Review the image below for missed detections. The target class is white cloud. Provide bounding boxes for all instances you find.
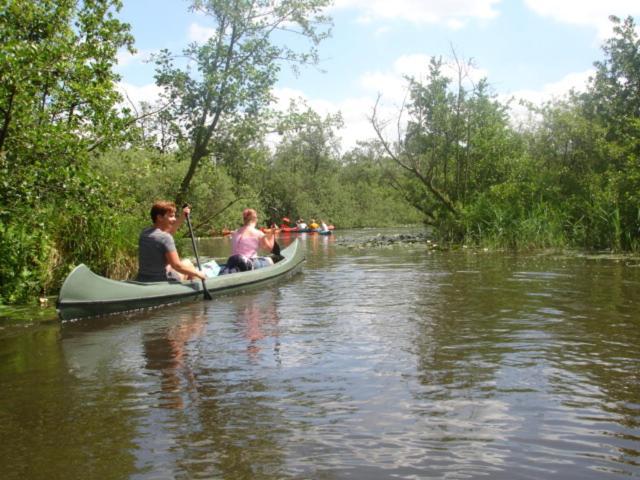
[360,71,407,102]
[117,82,163,111]
[374,25,392,36]
[446,18,467,30]
[272,65,595,151]
[359,53,489,103]
[336,96,383,148]
[524,0,640,38]
[272,87,382,151]
[271,54,492,151]
[505,69,593,104]
[188,22,216,43]
[392,54,434,80]
[502,69,594,125]
[333,0,501,26]
[116,48,155,69]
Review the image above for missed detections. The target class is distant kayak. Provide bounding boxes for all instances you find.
[271,225,335,234]
[260,226,336,234]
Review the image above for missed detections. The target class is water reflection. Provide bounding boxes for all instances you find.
[0,320,141,479]
[305,231,336,257]
[143,312,206,409]
[406,253,640,477]
[235,290,281,363]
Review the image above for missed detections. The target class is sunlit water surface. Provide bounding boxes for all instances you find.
[1,229,640,479]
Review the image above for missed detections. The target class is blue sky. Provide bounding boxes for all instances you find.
[116,0,640,150]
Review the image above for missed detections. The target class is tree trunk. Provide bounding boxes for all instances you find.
[0,88,16,153]
[176,144,207,207]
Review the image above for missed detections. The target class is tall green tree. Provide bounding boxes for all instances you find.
[371,56,515,234]
[584,15,640,152]
[0,0,135,302]
[263,103,342,220]
[152,0,332,205]
[0,0,134,207]
[579,15,640,248]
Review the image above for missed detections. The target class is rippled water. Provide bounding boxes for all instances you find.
[1,230,640,479]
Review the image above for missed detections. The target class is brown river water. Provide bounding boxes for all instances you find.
[1,229,640,479]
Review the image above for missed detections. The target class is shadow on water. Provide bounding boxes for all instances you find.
[0,317,141,480]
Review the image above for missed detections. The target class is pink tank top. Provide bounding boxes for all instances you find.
[231,227,263,258]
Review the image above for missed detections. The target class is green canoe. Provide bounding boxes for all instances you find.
[57,239,305,321]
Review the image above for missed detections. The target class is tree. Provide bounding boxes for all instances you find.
[371,56,515,233]
[274,102,343,175]
[0,0,134,207]
[152,0,332,205]
[584,15,640,151]
[0,0,135,302]
[580,15,640,248]
[261,103,342,221]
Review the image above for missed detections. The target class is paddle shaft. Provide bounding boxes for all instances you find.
[183,210,213,300]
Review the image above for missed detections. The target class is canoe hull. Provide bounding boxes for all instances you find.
[57,239,305,321]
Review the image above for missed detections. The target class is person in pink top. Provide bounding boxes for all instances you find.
[230,208,276,269]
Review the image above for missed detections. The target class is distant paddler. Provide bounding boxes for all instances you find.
[280,216,291,228]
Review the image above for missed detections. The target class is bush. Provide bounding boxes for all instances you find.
[0,217,53,304]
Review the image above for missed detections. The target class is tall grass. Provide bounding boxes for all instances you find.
[0,199,142,305]
[461,193,568,250]
[459,187,638,252]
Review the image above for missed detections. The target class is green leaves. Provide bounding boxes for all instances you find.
[0,0,135,303]
[151,0,332,203]
[372,54,516,236]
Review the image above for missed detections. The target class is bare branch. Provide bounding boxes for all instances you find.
[191,196,247,231]
[370,94,458,217]
[87,100,175,152]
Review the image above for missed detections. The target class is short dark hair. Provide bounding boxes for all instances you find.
[150,201,176,222]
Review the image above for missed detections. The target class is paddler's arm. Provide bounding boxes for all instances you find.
[166,251,206,280]
[168,205,190,235]
[260,230,275,252]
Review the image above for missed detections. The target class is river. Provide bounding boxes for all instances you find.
[1,229,639,479]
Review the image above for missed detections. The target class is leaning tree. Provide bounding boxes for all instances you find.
[152,0,333,206]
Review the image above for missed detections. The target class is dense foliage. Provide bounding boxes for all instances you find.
[1,3,639,305]
[372,16,640,250]
[0,0,136,303]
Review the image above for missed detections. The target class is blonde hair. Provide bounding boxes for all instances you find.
[242,208,257,225]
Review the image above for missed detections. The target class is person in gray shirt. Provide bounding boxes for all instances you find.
[136,201,206,282]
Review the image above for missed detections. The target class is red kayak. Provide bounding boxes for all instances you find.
[275,225,335,233]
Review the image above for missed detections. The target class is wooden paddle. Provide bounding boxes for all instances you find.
[183,205,213,300]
